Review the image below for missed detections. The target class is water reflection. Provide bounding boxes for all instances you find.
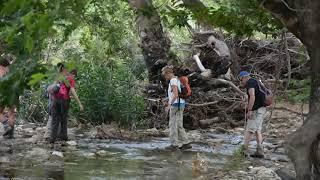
[44,166,65,180]
[0,168,16,180]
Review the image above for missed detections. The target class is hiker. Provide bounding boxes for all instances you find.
[161,66,191,150]
[48,63,83,143]
[239,71,268,157]
[44,68,78,139]
[44,83,59,139]
[0,55,16,138]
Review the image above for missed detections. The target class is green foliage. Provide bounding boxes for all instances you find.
[18,0,146,127]
[157,0,281,36]
[0,0,90,107]
[226,145,246,170]
[71,63,145,127]
[18,89,49,123]
[0,61,46,106]
[286,79,310,103]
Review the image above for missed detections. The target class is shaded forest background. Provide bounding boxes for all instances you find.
[0,0,309,128]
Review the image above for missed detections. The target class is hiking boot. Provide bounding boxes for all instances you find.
[3,126,14,139]
[165,145,179,151]
[251,147,264,158]
[179,143,192,150]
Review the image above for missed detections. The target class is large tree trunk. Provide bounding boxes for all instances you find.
[128,0,172,83]
[258,0,320,179]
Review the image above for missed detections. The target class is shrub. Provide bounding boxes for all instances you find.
[18,63,145,128]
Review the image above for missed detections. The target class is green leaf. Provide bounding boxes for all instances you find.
[24,34,34,53]
[28,73,47,86]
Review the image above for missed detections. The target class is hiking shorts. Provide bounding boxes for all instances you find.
[246,107,267,133]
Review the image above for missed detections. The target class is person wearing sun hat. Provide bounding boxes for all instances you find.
[239,71,267,158]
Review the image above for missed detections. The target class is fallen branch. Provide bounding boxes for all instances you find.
[199,117,220,127]
[287,48,309,59]
[193,53,206,72]
[193,53,212,77]
[188,101,219,107]
[284,36,291,90]
[207,78,247,98]
[274,106,308,116]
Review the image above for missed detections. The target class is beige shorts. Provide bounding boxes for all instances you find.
[246,107,267,133]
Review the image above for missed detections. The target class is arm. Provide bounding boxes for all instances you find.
[169,85,179,105]
[247,88,255,111]
[47,84,58,94]
[70,87,83,111]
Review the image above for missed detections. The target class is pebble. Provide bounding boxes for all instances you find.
[82,152,95,158]
[96,150,107,156]
[67,141,77,146]
[52,151,64,158]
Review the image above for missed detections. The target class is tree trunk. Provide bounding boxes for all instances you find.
[257,0,320,179]
[128,0,172,83]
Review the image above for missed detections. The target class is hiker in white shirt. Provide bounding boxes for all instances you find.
[162,66,191,150]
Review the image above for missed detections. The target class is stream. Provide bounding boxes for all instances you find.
[0,124,292,180]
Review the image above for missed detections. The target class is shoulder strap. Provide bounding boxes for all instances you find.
[170,77,182,93]
[256,79,270,95]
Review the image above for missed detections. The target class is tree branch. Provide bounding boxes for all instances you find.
[207,78,247,98]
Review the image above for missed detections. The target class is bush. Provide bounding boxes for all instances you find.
[18,63,145,128]
[18,89,49,124]
[278,79,310,103]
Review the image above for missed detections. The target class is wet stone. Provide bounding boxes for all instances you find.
[269,154,290,162]
[66,141,77,146]
[274,147,286,154]
[249,166,281,180]
[21,123,36,129]
[0,146,11,153]
[81,152,96,158]
[96,150,107,156]
[276,167,296,180]
[52,151,64,158]
[27,148,49,159]
[0,156,10,163]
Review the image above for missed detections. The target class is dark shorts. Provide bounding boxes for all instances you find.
[50,98,70,142]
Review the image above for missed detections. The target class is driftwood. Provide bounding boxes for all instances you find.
[145,31,308,129]
[199,117,220,128]
[274,107,308,116]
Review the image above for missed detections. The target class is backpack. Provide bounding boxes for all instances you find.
[257,80,273,106]
[44,83,61,99]
[56,82,70,99]
[178,76,192,99]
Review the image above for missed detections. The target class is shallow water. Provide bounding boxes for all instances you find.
[0,135,249,180]
[0,126,286,180]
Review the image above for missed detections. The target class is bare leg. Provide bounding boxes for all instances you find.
[255,130,263,148]
[244,130,253,148]
[0,107,4,123]
[8,107,15,127]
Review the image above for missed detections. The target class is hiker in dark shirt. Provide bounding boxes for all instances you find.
[239,71,267,157]
[48,63,83,143]
[44,68,78,139]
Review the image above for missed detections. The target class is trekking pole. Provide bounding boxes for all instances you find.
[244,107,247,129]
[243,96,247,130]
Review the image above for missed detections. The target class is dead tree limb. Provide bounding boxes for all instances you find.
[274,107,308,116]
[284,34,292,90]
[188,101,219,107]
[207,78,246,98]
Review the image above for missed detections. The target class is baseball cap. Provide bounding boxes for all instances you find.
[238,71,250,77]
